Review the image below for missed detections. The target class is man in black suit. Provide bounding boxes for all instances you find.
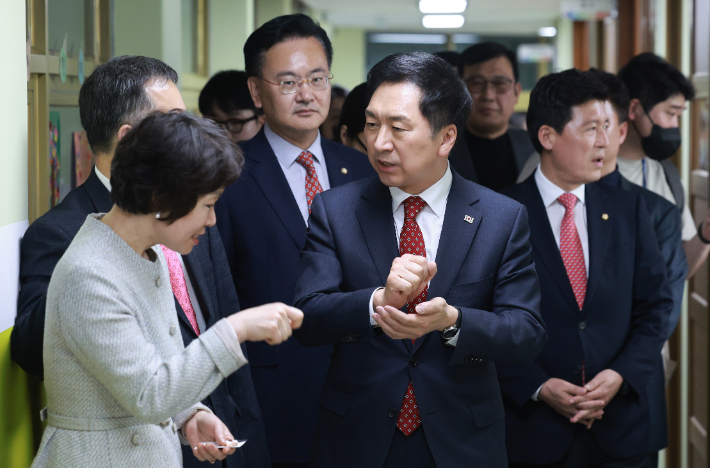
[498,69,672,467]
[214,14,375,468]
[292,51,546,468]
[449,42,536,191]
[12,56,270,468]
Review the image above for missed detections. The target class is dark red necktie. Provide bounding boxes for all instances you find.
[558,193,587,310]
[396,196,427,435]
[295,151,323,214]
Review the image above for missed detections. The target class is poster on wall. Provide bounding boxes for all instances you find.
[71,131,94,188]
[49,111,61,207]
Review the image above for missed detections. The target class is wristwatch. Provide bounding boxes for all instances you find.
[698,221,710,244]
[440,306,462,340]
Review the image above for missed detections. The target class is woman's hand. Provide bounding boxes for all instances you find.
[227,302,304,344]
[184,410,236,464]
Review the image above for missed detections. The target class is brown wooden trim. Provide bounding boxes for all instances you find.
[573,21,590,70]
[26,73,49,223]
[29,0,47,55]
[197,0,209,77]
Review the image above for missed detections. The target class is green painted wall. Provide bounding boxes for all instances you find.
[330,28,366,91]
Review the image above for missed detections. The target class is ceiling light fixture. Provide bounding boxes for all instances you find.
[538,27,557,37]
[419,0,467,14]
[422,14,465,28]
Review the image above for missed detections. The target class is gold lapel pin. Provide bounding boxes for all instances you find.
[341,167,348,174]
[464,215,474,224]
[601,213,609,220]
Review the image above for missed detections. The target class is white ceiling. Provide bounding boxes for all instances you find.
[303,0,564,36]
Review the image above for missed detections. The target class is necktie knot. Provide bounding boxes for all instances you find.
[296,151,316,175]
[403,196,426,220]
[558,193,577,213]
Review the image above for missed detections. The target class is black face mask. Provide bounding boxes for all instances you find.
[636,109,681,161]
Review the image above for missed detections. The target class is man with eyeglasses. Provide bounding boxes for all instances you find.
[214,14,375,468]
[199,70,265,143]
[449,42,536,192]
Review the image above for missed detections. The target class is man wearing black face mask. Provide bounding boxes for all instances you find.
[618,53,710,278]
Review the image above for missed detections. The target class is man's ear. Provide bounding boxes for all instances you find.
[339,125,350,145]
[618,121,629,145]
[513,82,522,102]
[117,124,132,142]
[438,124,457,158]
[248,77,263,109]
[538,125,555,151]
[257,114,266,125]
[628,99,643,121]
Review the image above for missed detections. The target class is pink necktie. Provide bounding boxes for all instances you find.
[558,193,587,310]
[161,245,200,335]
[295,151,324,214]
[395,196,427,436]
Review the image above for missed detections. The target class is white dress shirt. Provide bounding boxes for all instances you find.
[95,166,207,334]
[617,156,696,241]
[368,165,459,344]
[531,164,589,400]
[264,123,330,224]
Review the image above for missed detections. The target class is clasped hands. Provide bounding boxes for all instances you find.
[372,254,458,340]
[538,369,624,429]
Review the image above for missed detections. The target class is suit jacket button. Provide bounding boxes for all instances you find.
[160,419,170,427]
[169,325,177,336]
[573,366,582,375]
[132,434,141,445]
[155,277,162,287]
[388,408,397,418]
[409,357,419,367]
[579,321,587,330]
[172,423,177,434]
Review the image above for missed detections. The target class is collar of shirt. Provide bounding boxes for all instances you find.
[95,166,111,192]
[598,166,621,187]
[534,163,586,208]
[264,122,325,169]
[389,163,452,217]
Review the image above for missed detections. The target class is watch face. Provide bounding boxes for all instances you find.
[441,329,458,340]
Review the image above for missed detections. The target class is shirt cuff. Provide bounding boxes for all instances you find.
[531,384,544,401]
[444,331,459,347]
[369,288,384,327]
[175,403,213,445]
[211,319,248,368]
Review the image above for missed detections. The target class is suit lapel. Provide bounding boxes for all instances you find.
[356,180,399,286]
[521,176,580,312]
[413,172,482,353]
[581,183,612,314]
[183,246,215,326]
[244,130,307,248]
[323,139,357,188]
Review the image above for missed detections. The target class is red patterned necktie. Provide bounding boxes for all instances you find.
[161,245,200,335]
[396,196,427,436]
[558,193,587,310]
[295,151,324,214]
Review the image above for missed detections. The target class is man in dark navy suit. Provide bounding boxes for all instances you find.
[292,52,546,468]
[12,56,270,468]
[214,14,375,468]
[498,69,672,468]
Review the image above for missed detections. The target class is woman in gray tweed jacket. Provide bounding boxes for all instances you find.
[32,112,303,467]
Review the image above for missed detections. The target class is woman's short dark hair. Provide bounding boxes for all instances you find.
[198,70,261,117]
[337,83,368,141]
[111,112,244,223]
[79,55,178,154]
[366,52,472,138]
[526,69,610,154]
[618,52,695,112]
[244,14,333,78]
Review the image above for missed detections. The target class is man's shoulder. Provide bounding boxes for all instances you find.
[460,176,523,214]
[318,175,380,204]
[24,185,96,242]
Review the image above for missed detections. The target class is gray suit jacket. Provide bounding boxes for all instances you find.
[32,215,246,468]
[449,127,536,185]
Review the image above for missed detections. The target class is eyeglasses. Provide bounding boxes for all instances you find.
[464,76,515,95]
[260,73,334,94]
[211,114,259,133]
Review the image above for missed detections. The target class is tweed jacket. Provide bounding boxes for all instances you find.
[32,215,247,468]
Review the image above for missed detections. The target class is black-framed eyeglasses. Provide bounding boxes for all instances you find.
[260,73,334,94]
[464,76,515,95]
[211,114,259,133]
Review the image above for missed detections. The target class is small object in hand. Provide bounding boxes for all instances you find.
[195,439,247,450]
